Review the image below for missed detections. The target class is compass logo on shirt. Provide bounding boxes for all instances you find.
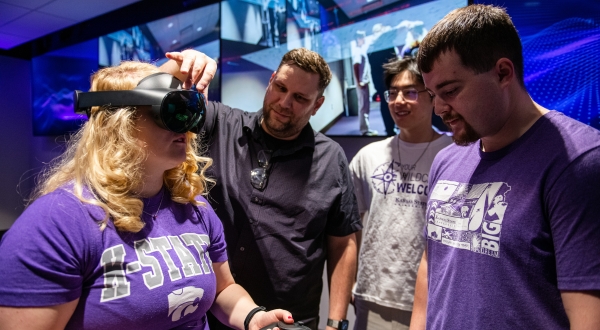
[371,161,401,196]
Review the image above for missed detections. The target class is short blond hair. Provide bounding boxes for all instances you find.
[32,61,213,233]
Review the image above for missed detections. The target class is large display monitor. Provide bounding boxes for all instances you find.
[488,0,600,130]
[30,0,600,136]
[31,3,222,136]
[99,2,221,102]
[221,0,468,136]
[32,40,98,136]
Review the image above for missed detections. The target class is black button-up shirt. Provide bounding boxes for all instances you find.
[201,102,361,322]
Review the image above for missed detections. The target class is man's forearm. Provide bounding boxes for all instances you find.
[327,233,358,325]
[410,251,428,330]
[561,290,600,329]
[353,214,365,289]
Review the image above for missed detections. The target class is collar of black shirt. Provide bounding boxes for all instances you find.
[243,109,315,158]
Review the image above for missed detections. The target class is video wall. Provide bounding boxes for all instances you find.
[31,0,600,137]
[32,3,221,136]
[221,0,468,136]
[31,40,97,136]
[31,0,467,136]
[480,0,600,129]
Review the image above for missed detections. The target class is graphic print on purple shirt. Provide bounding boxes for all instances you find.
[426,181,511,258]
[99,232,213,302]
[0,187,228,330]
[422,111,600,329]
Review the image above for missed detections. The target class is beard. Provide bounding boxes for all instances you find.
[262,104,302,139]
[441,112,481,146]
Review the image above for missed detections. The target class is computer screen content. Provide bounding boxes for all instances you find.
[220,0,468,136]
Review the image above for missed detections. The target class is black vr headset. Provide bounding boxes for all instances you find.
[74,72,205,134]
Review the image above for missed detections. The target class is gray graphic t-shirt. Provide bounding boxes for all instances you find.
[350,134,452,310]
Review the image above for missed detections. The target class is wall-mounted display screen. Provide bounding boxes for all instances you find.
[32,40,98,136]
[99,3,220,66]
[30,0,600,137]
[32,3,222,136]
[99,2,222,102]
[330,0,421,19]
[221,0,468,136]
[478,0,600,130]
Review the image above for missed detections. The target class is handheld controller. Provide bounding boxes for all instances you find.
[260,321,311,330]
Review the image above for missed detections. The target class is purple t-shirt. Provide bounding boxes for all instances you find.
[0,186,228,329]
[425,111,600,329]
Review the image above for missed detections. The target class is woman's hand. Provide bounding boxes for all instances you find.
[162,50,217,100]
[248,308,294,330]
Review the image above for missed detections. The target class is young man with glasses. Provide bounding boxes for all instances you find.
[348,56,452,330]
[160,48,361,330]
[411,5,600,329]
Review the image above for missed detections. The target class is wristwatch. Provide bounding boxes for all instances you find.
[327,318,349,330]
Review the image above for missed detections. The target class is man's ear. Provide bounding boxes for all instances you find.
[266,71,277,92]
[495,58,514,87]
[312,95,325,116]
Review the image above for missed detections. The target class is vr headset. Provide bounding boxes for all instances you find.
[74,72,205,133]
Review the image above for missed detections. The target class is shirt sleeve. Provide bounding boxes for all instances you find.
[326,149,362,237]
[349,149,369,214]
[201,101,220,138]
[546,147,600,291]
[0,190,98,307]
[194,196,228,264]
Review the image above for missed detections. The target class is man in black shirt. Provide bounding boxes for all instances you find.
[161,48,361,330]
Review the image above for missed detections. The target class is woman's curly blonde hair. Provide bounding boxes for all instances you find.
[31,61,213,233]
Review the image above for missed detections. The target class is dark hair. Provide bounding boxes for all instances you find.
[277,47,332,95]
[417,4,525,87]
[383,56,424,89]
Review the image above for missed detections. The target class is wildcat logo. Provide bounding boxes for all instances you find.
[168,286,204,322]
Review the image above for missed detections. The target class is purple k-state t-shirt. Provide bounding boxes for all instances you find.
[0,186,228,330]
[424,111,600,329]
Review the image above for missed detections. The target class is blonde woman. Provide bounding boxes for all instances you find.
[0,61,293,330]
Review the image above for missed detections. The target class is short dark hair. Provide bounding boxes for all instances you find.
[383,56,424,89]
[277,48,332,95]
[417,4,525,87]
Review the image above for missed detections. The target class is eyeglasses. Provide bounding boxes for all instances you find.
[384,88,429,103]
[250,150,272,190]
